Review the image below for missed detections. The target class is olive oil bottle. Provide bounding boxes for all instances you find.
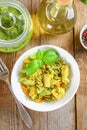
[37,0,77,35]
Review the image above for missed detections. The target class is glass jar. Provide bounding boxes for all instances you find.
[37,0,77,35]
[0,0,33,53]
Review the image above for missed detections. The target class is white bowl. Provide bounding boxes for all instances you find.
[80,24,87,50]
[11,45,80,112]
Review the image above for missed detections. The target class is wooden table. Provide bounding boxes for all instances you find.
[0,0,87,130]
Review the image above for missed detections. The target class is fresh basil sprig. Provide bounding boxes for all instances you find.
[43,49,59,64]
[26,49,60,75]
[36,49,43,59]
[81,0,87,4]
[26,60,40,75]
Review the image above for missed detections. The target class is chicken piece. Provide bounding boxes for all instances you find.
[43,74,51,88]
[51,87,65,100]
[61,65,70,85]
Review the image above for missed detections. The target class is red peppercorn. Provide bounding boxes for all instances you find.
[84,43,87,47]
[82,29,87,47]
[83,32,86,35]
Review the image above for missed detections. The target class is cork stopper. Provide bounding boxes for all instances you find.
[57,0,73,6]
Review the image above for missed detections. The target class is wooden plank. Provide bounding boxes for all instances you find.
[39,33,76,130]
[47,100,75,130]
[32,1,76,130]
[74,0,87,130]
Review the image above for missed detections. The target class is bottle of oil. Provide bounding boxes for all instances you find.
[37,0,77,35]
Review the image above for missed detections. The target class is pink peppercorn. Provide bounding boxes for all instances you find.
[84,43,87,47]
[82,29,87,46]
[80,25,87,49]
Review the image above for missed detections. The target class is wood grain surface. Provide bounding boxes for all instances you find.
[0,0,87,130]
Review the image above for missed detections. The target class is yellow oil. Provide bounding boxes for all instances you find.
[37,1,77,35]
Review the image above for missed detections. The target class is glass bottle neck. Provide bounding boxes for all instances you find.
[46,1,70,24]
[51,0,73,6]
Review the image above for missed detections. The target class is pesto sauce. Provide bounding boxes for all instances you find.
[0,6,24,40]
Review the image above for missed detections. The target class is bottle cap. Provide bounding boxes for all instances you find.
[57,0,73,6]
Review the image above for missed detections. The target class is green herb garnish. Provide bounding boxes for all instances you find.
[26,60,40,75]
[36,49,43,59]
[26,49,60,76]
[81,0,87,4]
[43,49,59,64]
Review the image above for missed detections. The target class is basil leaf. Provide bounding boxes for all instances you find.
[81,0,87,4]
[26,49,60,75]
[43,49,59,64]
[36,49,43,59]
[37,59,43,68]
[26,60,40,75]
